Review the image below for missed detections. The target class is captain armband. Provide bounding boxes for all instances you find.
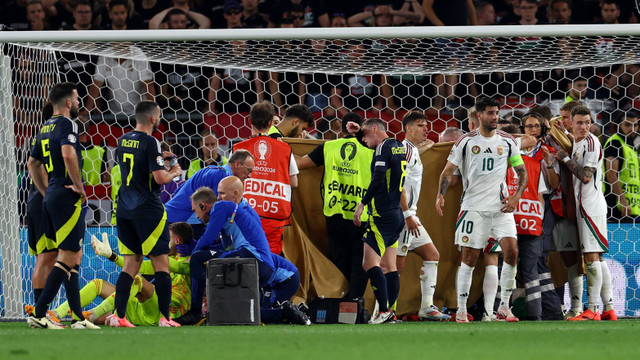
[508,153,524,167]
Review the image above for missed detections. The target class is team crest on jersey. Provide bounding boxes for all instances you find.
[254,140,272,160]
[67,134,76,143]
[156,156,164,166]
[340,142,357,162]
[497,146,503,155]
[462,236,469,243]
[471,145,481,154]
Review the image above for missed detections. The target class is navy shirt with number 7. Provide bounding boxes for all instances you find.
[116,130,165,219]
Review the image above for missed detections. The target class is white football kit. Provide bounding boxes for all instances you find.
[448,130,522,249]
[397,139,432,256]
[572,133,608,253]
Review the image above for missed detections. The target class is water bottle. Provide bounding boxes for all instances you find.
[169,156,180,182]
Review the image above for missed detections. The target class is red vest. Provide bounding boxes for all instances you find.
[550,187,564,218]
[549,164,576,220]
[506,154,544,236]
[233,136,293,220]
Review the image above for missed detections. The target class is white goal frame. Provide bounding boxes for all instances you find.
[1,24,639,319]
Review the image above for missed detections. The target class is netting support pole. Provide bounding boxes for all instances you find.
[0,53,22,319]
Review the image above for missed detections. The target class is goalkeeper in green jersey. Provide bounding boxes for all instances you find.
[46,223,193,326]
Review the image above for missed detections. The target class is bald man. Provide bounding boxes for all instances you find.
[217,176,310,324]
[177,178,313,325]
[176,179,274,325]
[217,176,244,203]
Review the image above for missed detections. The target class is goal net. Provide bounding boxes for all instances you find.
[1,25,640,320]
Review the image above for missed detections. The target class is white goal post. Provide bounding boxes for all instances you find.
[5,24,640,74]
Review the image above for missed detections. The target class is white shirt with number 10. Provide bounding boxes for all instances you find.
[447,130,521,212]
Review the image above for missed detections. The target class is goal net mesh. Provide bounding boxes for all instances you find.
[2,30,640,319]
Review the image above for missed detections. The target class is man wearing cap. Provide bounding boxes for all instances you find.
[223,0,246,28]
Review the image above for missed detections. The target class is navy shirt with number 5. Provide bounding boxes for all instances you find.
[116,130,165,219]
[30,115,83,189]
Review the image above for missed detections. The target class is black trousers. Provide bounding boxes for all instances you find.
[538,196,564,320]
[325,215,367,299]
[518,234,544,319]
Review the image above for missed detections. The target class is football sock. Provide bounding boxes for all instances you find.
[114,272,134,319]
[35,262,68,318]
[34,288,43,303]
[131,275,142,294]
[456,263,474,312]
[499,263,517,307]
[96,276,141,320]
[385,271,399,312]
[483,265,498,314]
[94,278,104,295]
[600,260,613,311]
[64,265,85,321]
[420,261,438,309]
[586,261,602,313]
[367,267,389,312]
[55,278,104,319]
[155,271,172,320]
[567,263,583,311]
[92,293,115,319]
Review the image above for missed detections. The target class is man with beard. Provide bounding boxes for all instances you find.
[268,104,314,139]
[109,101,183,327]
[27,82,98,329]
[437,97,528,323]
[604,111,640,222]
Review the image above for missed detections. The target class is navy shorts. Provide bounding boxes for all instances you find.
[43,187,86,252]
[117,212,170,256]
[27,192,56,255]
[363,210,403,257]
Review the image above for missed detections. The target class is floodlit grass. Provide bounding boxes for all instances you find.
[1,320,636,360]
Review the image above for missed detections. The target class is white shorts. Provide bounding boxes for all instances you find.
[484,236,502,253]
[551,218,579,252]
[454,211,517,250]
[577,213,609,253]
[397,220,433,257]
[457,233,502,253]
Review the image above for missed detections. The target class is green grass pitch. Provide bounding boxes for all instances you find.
[1,320,637,359]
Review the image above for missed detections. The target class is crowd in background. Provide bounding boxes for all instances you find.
[1,0,637,32]
[4,0,640,226]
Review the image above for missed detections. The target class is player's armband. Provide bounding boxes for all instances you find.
[509,154,524,167]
